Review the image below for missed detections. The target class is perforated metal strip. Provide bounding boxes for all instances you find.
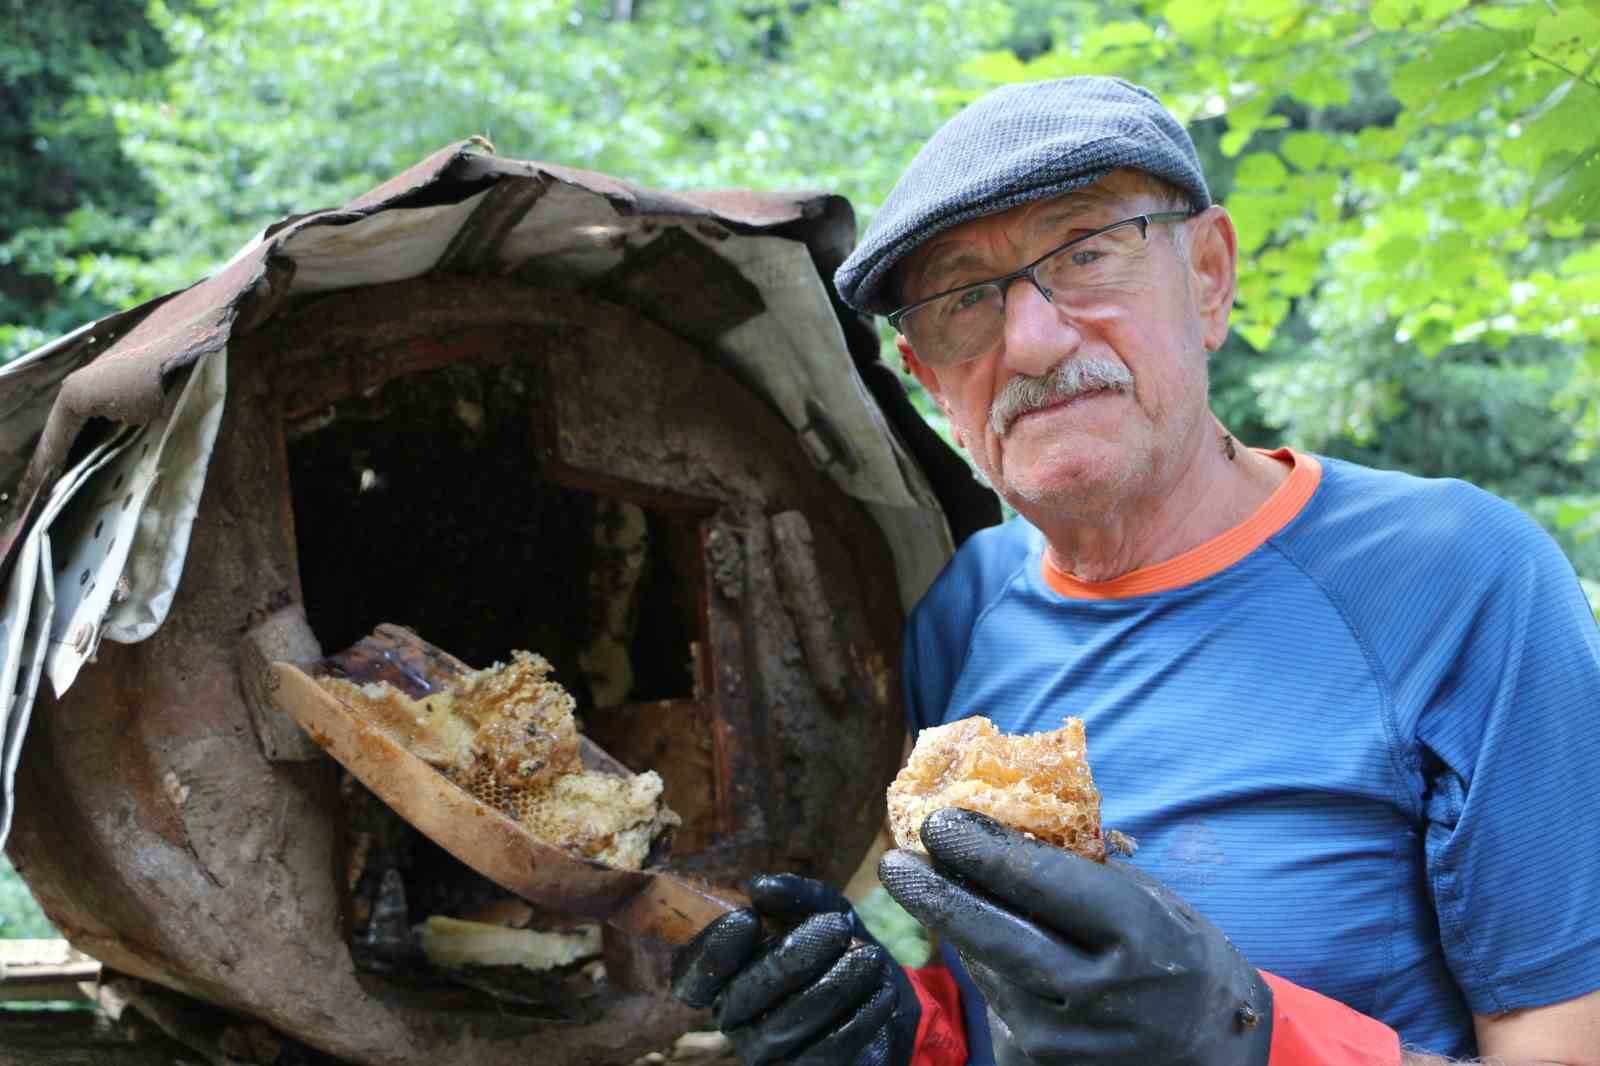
[0,429,133,846]
[45,348,226,693]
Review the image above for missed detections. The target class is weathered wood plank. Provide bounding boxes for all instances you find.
[0,939,99,1001]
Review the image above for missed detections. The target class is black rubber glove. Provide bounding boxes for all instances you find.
[670,873,921,1066]
[878,808,1272,1066]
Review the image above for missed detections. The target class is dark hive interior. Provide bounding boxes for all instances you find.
[285,359,701,707]
[283,357,705,998]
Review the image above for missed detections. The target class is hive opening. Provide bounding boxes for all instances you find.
[282,357,705,995]
[285,360,702,708]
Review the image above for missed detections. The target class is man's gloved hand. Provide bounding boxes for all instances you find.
[878,808,1273,1066]
[670,873,920,1066]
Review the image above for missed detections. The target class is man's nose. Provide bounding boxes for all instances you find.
[999,276,1079,376]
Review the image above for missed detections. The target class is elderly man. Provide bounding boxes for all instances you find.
[671,78,1600,1066]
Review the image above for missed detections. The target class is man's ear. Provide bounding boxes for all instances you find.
[1186,207,1238,352]
[896,333,966,451]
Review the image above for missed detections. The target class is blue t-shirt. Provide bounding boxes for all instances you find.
[903,452,1600,1061]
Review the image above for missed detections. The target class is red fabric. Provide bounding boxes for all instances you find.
[905,964,967,1066]
[1261,971,1403,1066]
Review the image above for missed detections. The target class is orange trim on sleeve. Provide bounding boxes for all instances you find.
[905,965,967,1066]
[1041,448,1323,600]
[1260,971,1401,1066]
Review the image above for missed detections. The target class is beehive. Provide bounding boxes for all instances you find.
[0,144,975,1066]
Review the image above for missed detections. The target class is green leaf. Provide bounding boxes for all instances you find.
[1319,137,1356,168]
[1355,126,1409,160]
[1241,56,1294,88]
[1372,0,1420,30]
[1354,160,1405,192]
[1236,320,1278,351]
[1557,501,1596,529]
[962,48,1028,83]
[1229,190,1300,254]
[1288,70,1353,108]
[1431,236,1484,287]
[1475,4,1548,30]
[1376,233,1423,273]
[1281,131,1331,171]
[1534,7,1600,52]
[1272,243,1323,296]
[1506,77,1600,170]
[1560,242,1600,276]
[1412,316,1458,356]
[1234,296,1290,350]
[1389,28,1516,108]
[1288,171,1343,221]
[1430,77,1503,122]
[1217,93,1289,158]
[1235,151,1289,189]
[1164,0,1222,43]
[1228,93,1281,126]
[1221,128,1255,157]
[1085,20,1157,49]
[1531,148,1600,222]
[1239,0,1303,20]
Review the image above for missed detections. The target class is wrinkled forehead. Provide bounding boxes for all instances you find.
[895,170,1161,304]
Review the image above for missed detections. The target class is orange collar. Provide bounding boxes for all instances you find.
[1040,448,1323,600]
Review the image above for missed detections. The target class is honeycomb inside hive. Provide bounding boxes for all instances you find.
[887,716,1106,862]
[319,651,679,870]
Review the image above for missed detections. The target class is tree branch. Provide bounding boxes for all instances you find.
[1527,50,1600,89]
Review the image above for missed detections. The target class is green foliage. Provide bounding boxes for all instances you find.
[0,1,176,351]
[0,0,1011,326]
[856,885,932,968]
[968,0,1600,574]
[0,855,55,939]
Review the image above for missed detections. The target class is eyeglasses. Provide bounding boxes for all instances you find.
[888,211,1195,369]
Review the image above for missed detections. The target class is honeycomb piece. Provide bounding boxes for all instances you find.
[451,652,583,785]
[887,716,1105,862]
[418,916,603,972]
[514,769,675,870]
[318,651,678,870]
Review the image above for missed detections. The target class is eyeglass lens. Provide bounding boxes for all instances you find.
[900,219,1154,367]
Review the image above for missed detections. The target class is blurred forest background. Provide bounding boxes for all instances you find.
[2,0,1598,943]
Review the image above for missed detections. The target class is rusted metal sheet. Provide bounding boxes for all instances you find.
[6,282,910,1064]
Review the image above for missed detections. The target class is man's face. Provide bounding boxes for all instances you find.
[896,174,1236,522]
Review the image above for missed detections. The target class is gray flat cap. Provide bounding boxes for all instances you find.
[835,76,1211,316]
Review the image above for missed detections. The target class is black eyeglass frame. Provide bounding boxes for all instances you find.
[887,209,1198,363]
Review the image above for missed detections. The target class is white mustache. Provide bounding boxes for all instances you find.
[989,358,1134,437]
